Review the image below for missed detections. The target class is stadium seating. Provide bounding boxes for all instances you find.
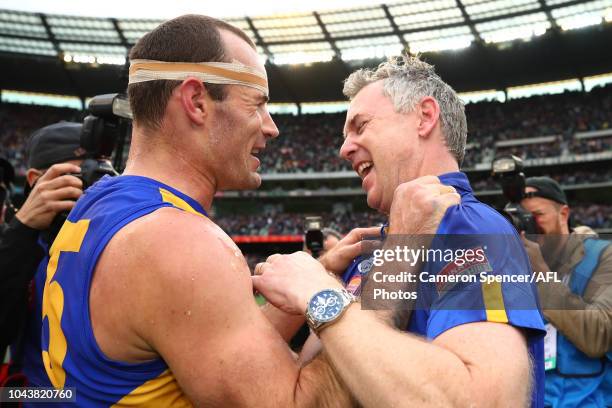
[2,84,610,235]
[2,84,611,175]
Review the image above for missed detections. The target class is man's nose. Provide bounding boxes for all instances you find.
[262,109,279,140]
[339,136,357,162]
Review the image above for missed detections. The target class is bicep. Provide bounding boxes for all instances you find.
[157,301,299,406]
[433,322,531,407]
[137,222,300,406]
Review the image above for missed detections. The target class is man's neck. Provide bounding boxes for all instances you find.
[123,128,216,212]
[416,147,460,179]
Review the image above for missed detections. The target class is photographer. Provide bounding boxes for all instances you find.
[0,122,85,380]
[520,177,612,408]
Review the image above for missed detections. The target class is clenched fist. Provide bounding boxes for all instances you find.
[388,175,460,235]
[252,252,343,316]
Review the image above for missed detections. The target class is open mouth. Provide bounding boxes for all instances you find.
[250,147,264,169]
[356,161,373,178]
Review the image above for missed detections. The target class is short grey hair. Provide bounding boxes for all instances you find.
[343,55,467,164]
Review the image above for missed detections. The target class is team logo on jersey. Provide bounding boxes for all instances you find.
[346,275,362,296]
[357,257,374,275]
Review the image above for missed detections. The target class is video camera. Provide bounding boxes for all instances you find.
[491,155,538,234]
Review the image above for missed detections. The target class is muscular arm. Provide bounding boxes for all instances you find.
[120,209,353,407]
[318,306,531,408]
[253,251,532,408]
[261,302,306,343]
[539,246,612,357]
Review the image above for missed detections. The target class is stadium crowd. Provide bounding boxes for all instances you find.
[214,209,386,236]
[0,103,82,176]
[214,203,612,236]
[1,84,611,175]
[470,168,612,191]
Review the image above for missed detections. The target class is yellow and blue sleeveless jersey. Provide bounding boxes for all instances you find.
[342,172,546,408]
[30,175,205,407]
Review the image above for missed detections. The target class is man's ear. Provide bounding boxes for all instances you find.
[560,204,570,224]
[178,78,210,126]
[26,168,42,187]
[416,96,441,139]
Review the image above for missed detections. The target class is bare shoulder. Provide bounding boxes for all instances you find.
[109,207,246,276]
[90,206,250,361]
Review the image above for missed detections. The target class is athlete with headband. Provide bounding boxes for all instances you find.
[29,14,359,407]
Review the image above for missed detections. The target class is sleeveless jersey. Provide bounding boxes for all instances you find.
[36,175,207,406]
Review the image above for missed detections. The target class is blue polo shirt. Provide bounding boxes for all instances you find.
[342,172,545,408]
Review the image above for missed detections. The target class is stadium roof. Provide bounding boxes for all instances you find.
[1,0,612,104]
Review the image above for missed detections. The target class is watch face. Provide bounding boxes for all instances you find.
[308,290,343,323]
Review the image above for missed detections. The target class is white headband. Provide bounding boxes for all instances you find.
[129,59,269,96]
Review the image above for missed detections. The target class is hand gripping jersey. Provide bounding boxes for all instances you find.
[33,175,206,407]
[342,172,546,408]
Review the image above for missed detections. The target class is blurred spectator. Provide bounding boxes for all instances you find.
[572,204,612,229]
[0,103,81,177]
[215,209,386,237]
[569,136,612,155]
[215,203,611,236]
[495,137,563,160]
[2,84,612,174]
[471,169,612,191]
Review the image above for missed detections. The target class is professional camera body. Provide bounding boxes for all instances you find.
[42,93,131,242]
[304,216,324,258]
[491,155,538,234]
[79,93,132,188]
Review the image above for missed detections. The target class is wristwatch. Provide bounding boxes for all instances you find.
[305,288,356,334]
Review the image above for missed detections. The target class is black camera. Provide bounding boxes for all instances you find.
[491,155,538,234]
[304,216,324,258]
[43,94,131,242]
[78,93,132,188]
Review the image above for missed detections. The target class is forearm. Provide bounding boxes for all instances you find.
[261,302,306,342]
[318,305,473,408]
[298,333,323,365]
[294,352,357,408]
[542,283,612,357]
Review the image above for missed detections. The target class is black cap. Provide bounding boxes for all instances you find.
[525,177,568,205]
[26,122,87,170]
[0,156,15,186]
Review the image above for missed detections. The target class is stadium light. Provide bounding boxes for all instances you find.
[410,37,472,53]
[483,24,548,44]
[558,13,604,31]
[340,44,403,61]
[507,79,582,100]
[272,51,334,65]
[96,56,126,65]
[72,54,96,64]
[584,72,612,91]
[458,90,506,104]
[604,8,612,22]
